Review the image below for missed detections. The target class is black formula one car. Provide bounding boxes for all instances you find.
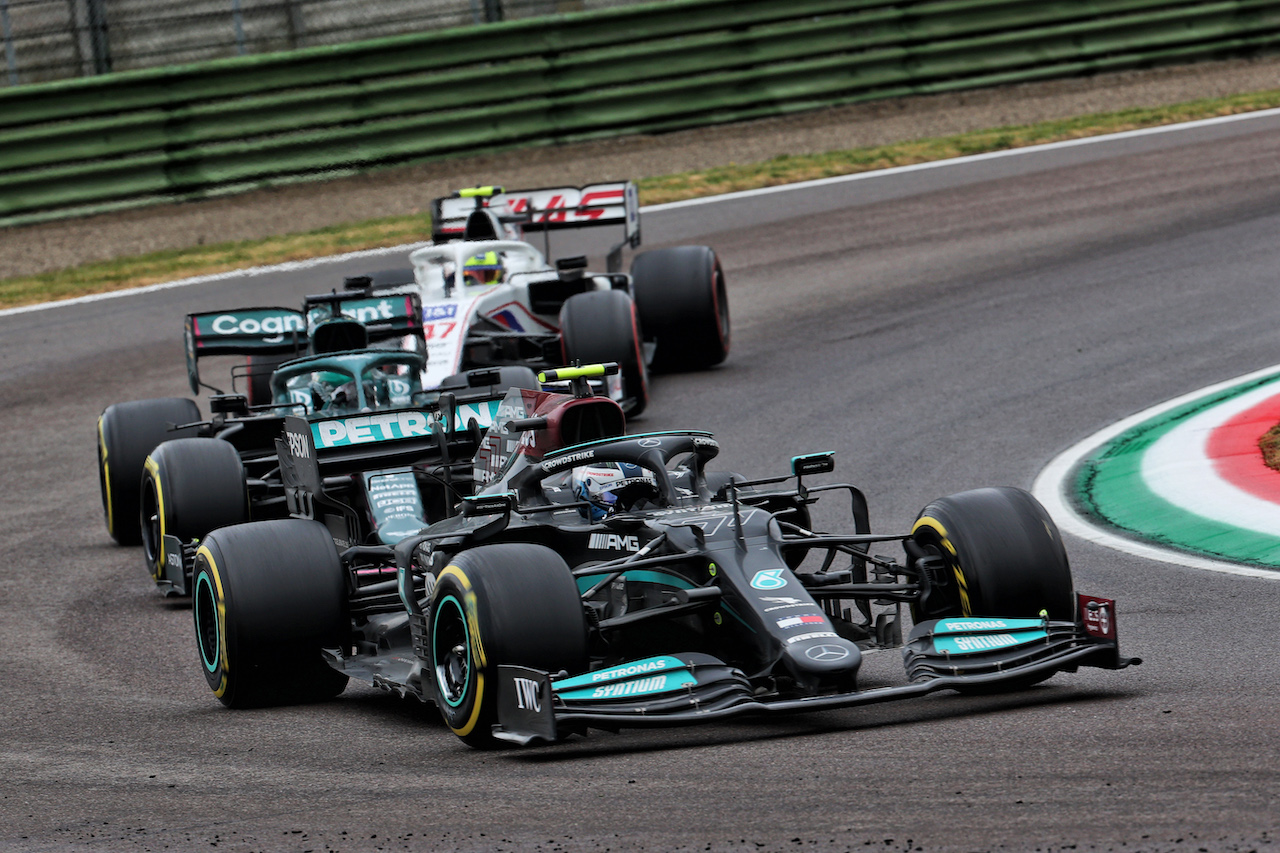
[192,366,1140,748]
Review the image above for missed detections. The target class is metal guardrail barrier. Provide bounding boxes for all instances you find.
[1,0,1278,227]
[0,0,629,86]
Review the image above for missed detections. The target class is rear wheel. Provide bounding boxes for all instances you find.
[193,519,349,708]
[560,289,649,417]
[429,543,587,748]
[911,487,1074,622]
[630,245,730,372]
[142,438,248,584]
[97,398,201,545]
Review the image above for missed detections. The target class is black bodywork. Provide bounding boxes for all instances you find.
[257,374,1139,747]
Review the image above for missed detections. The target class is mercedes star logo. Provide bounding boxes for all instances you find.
[638,437,661,448]
[806,644,850,662]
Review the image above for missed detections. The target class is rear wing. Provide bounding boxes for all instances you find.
[431,182,641,252]
[185,307,306,357]
[303,292,424,343]
[185,307,307,394]
[280,370,513,477]
[184,292,423,394]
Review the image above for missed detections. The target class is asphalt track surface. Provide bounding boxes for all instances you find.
[4,114,1280,852]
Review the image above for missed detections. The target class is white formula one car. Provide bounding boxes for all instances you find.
[368,182,730,417]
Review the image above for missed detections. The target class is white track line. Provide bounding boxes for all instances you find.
[0,243,427,317]
[7,106,1280,319]
[642,106,1280,211]
[1031,364,1280,580]
[1143,379,1280,536]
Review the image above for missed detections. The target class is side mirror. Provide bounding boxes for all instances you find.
[461,492,516,518]
[209,394,250,418]
[791,452,834,478]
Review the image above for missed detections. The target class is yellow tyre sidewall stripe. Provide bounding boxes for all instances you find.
[437,565,487,737]
[97,417,114,535]
[196,544,230,698]
[143,455,167,580]
[911,516,973,616]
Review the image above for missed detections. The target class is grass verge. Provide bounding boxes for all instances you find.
[3,87,1279,311]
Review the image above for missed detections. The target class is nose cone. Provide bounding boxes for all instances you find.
[781,637,862,688]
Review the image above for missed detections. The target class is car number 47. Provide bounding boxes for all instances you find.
[424,322,457,340]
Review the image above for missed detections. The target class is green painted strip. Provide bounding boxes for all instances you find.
[1072,373,1280,567]
[575,569,696,593]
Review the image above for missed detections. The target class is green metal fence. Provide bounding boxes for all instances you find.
[2,0,1278,227]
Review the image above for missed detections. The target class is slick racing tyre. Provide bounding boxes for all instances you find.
[560,289,649,417]
[911,486,1074,622]
[97,397,201,546]
[243,353,292,407]
[193,519,349,708]
[487,365,541,391]
[364,267,416,288]
[630,245,729,372]
[142,438,249,585]
[429,543,587,749]
[441,365,541,394]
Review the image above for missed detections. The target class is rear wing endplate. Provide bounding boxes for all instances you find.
[185,307,307,394]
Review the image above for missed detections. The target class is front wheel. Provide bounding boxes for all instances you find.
[911,486,1074,622]
[560,289,649,417]
[142,438,249,584]
[441,365,541,394]
[364,267,415,289]
[429,543,588,748]
[193,519,349,708]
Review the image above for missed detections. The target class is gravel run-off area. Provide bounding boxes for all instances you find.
[2,55,1279,280]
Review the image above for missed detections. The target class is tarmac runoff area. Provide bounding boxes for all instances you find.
[1034,365,1280,580]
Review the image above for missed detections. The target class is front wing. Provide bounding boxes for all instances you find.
[494,595,1140,746]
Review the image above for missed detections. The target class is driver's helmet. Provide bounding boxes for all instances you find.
[571,462,659,521]
[309,370,378,414]
[462,250,504,285]
[308,370,348,412]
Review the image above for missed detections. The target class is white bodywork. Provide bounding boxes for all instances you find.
[405,239,622,395]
